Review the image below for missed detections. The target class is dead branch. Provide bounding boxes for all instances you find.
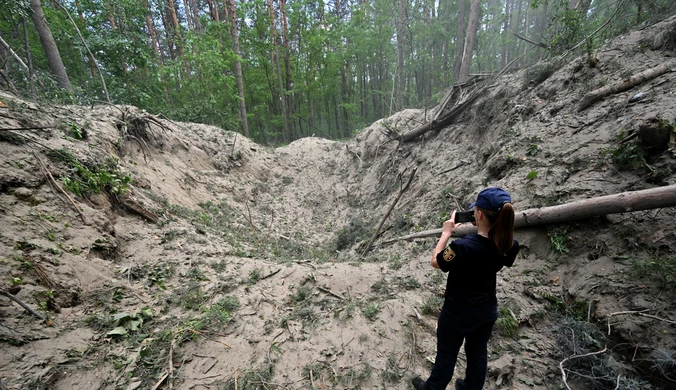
[400,86,490,142]
[382,184,676,245]
[0,34,28,70]
[512,31,550,49]
[261,268,281,280]
[36,155,87,224]
[118,194,158,223]
[317,286,346,300]
[579,60,674,111]
[0,288,46,322]
[362,166,417,254]
[608,310,676,327]
[168,340,175,390]
[151,372,169,390]
[345,145,363,165]
[559,347,608,390]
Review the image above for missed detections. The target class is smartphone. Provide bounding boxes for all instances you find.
[454,210,475,224]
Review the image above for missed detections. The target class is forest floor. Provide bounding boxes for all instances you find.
[1,15,676,390]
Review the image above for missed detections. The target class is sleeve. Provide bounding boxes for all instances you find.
[502,239,520,267]
[436,240,462,273]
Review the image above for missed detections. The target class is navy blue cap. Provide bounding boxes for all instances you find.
[469,187,512,212]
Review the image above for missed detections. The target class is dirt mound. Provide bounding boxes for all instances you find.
[1,16,676,390]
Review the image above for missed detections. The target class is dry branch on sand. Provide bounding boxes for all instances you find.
[578,61,674,111]
[0,288,46,322]
[383,185,676,245]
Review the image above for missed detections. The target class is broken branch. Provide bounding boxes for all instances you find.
[36,155,87,224]
[0,288,46,322]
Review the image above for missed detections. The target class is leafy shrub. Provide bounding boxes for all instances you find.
[494,307,519,337]
[335,218,371,251]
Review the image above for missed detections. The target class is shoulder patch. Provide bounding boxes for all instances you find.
[442,246,456,262]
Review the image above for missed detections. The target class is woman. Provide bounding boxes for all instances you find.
[412,187,519,390]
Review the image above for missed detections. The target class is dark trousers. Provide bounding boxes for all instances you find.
[425,304,498,390]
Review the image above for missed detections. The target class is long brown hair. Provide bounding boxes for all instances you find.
[479,203,515,254]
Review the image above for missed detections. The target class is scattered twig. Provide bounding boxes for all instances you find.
[362,166,417,254]
[35,155,86,224]
[317,286,346,301]
[150,372,169,390]
[168,340,175,390]
[559,347,608,390]
[0,288,46,322]
[261,268,281,280]
[608,310,676,327]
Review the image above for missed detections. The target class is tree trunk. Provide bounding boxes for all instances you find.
[22,20,37,97]
[29,0,72,91]
[453,0,466,83]
[578,61,674,111]
[191,0,203,33]
[280,0,293,138]
[500,0,511,69]
[458,0,480,83]
[383,185,676,244]
[144,0,162,60]
[267,0,290,142]
[395,0,406,111]
[228,0,249,137]
[442,0,453,83]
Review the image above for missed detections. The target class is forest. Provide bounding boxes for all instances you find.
[1,0,675,144]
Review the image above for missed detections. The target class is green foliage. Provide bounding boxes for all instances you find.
[362,301,381,321]
[494,307,519,337]
[421,295,443,316]
[548,226,570,254]
[335,218,372,251]
[526,171,539,181]
[291,286,312,303]
[632,254,676,296]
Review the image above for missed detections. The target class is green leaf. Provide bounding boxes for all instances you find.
[107,326,128,336]
[130,320,142,331]
[140,307,153,318]
[113,312,131,323]
[526,171,539,180]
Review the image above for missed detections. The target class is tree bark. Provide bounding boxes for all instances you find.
[29,0,72,91]
[458,0,480,84]
[267,0,290,142]
[382,184,676,245]
[395,0,406,111]
[280,0,294,138]
[578,61,673,111]
[453,0,467,83]
[500,0,511,69]
[22,20,37,97]
[228,0,249,137]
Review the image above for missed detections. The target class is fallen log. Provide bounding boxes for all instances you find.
[399,85,490,143]
[380,185,676,245]
[578,61,674,111]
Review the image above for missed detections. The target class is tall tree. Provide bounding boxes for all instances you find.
[228,0,249,137]
[29,0,72,91]
[453,0,467,83]
[267,0,290,142]
[395,0,406,111]
[458,0,481,83]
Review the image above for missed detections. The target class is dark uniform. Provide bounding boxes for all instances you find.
[426,234,519,390]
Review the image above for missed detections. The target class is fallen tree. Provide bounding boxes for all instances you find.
[380,185,676,245]
[578,61,674,111]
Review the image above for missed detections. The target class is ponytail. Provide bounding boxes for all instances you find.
[481,203,515,255]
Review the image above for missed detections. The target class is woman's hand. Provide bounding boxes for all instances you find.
[442,211,462,236]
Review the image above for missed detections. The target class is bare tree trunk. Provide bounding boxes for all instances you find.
[458,0,480,83]
[395,0,406,111]
[191,0,203,33]
[29,0,72,91]
[453,0,467,83]
[144,0,162,60]
[267,0,290,142]
[500,0,511,69]
[280,0,294,138]
[228,0,249,137]
[442,0,452,83]
[22,20,37,97]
